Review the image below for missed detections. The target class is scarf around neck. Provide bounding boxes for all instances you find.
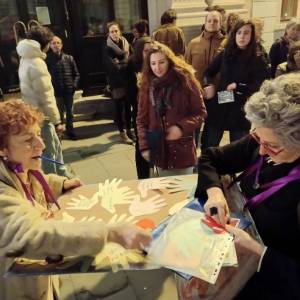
[107,36,130,60]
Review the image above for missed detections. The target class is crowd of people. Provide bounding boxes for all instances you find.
[0,5,300,300]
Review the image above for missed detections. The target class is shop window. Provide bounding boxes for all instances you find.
[281,0,298,21]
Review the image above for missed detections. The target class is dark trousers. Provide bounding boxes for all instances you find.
[113,96,132,132]
[135,139,150,179]
[56,93,74,133]
[201,123,249,150]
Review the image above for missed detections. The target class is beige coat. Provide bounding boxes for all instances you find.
[0,162,108,300]
[185,30,225,85]
[153,24,186,56]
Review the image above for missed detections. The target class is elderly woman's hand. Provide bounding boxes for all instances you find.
[225,225,265,257]
[63,177,83,191]
[204,187,230,225]
[107,223,152,250]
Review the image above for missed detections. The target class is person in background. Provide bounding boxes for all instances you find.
[269,18,300,78]
[204,5,227,35]
[46,35,80,140]
[0,100,151,300]
[196,73,300,300]
[201,19,269,149]
[276,40,300,77]
[185,10,225,147]
[126,37,154,179]
[137,42,207,177]
[131,19,149,47]
[16,25,68,177]
[153,9,186,56]
[226,12,240,35]
[103,21,134,144]
[252,17,269,66]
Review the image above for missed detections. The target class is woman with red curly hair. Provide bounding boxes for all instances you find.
[137,42,207,176]
[0,100,151,300]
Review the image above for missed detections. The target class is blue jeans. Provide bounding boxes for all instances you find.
[41,121,69,177]
[200,124,249,150]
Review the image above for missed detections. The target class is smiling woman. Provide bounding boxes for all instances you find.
[0,100,152,300]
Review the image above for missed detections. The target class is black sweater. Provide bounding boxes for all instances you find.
[196,135,300,300]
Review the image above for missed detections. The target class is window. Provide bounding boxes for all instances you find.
[281,0,298,21]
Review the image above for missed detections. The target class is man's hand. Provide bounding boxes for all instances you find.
[226,82,237,91]
[55,124,64,134]
[203,85,215,99]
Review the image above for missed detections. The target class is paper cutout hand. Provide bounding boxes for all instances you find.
[107,213,136,225]
[129,195,167,217]
[99,178,136,213]
[61,212,75,223]
[168,199,190,215]
[138,178,171,198]
[79,216,102,222]
[166,177,195,194]
[66,193,99,210]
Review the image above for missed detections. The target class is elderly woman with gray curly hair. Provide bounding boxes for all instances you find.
[195,72,300,299]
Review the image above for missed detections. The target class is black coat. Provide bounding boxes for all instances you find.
[269,37,289,78]
[46,51,80,96]
[203,50,269,131]
[103,41,130,89]
[196,135,300,300]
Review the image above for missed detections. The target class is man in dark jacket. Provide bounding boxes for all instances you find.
[47,36,80,140]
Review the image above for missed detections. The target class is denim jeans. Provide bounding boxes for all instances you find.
[55,93,74,133]
[41,121,69,177]
[201,124,249,150]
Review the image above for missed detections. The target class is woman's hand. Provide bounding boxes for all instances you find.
[107,224,152,250]
[227,82,237,91]
[204,187,230,225]
[141,150,150,162]
[225,225,265,257]
[63,177,83,191]
[166,125,182,141]
[203,85,215,99]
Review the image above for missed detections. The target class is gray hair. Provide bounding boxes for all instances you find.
[245,73,300,150]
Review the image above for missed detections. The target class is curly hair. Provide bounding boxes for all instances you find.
[287,41,300,70]
[0,100,44,149]
[245,73,300,150]
[139,41,202,99]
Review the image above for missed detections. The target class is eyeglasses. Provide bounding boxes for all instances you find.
[250,130,284,156]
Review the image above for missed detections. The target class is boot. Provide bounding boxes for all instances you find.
[120,131,133,144]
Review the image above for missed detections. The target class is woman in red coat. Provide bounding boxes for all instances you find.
[137,42,207,177]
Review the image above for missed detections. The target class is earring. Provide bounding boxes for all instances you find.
[2,156,8,161]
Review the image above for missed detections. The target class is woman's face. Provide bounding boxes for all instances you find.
[286,24,298,41]
[236,24,252,49]
[109,24,121,42]
[253,127,300,163]
[1,123,45,171]
[142,42,152,60]
[293,50,300,66]
[150,52,169,78]
[132,27,139,39]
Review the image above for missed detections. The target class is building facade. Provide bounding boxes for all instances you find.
[0,0,299,95]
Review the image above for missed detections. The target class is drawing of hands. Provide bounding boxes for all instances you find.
[66,193,99,210]
[98,178,136,214]
[138,178,172,198]
[107,213,136,225]
[166,177,195,195]
[129,194,167,217]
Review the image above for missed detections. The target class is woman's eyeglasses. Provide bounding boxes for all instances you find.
[250,130,284,156]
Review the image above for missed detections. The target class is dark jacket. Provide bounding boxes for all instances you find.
[196,135,300,300]
[103,38,131,90]
[203,50,269,131]
[153,23,186,56]
[137,68,207,169]
[46,51,80,96]
[269,37,289,78]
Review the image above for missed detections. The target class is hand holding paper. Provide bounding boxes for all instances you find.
[66,193,99,210]
[129,194,167,216]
